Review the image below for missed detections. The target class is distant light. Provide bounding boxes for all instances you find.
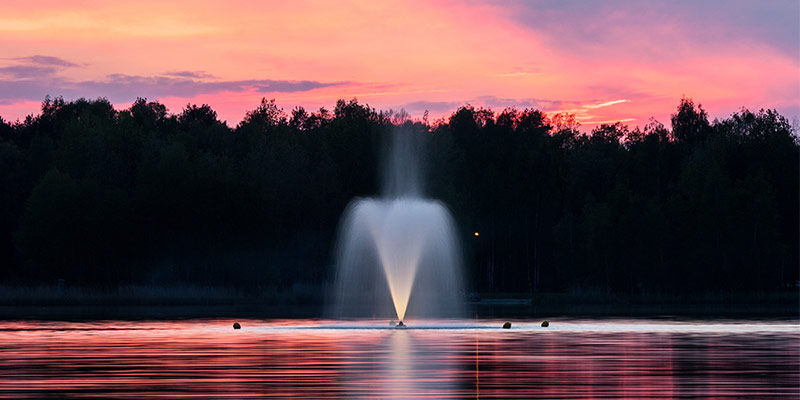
[474,232,479,237]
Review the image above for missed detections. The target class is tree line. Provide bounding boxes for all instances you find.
[0,96,796,295]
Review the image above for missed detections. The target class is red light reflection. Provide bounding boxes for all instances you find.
[0,319,796,399]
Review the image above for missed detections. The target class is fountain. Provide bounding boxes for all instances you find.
[331,128,464,323]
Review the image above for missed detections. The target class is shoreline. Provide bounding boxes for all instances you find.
[0,285,796,320]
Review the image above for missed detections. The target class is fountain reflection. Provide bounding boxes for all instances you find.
[388,331,413,397]
[337,327,460,398]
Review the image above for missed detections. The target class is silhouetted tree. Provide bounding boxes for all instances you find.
[671,97,711,145]
[0,96,795,297]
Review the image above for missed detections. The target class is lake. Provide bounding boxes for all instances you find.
[0,318,797,399]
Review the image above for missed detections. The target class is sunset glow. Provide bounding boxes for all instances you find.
[1,0,797,127]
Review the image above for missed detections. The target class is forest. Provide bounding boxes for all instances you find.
[0,96,797,297]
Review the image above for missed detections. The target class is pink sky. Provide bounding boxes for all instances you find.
[0,0,798,128]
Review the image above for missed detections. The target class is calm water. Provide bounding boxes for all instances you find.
[0,318,797,399]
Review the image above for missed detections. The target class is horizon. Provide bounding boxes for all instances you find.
[1,0,798,128]
[9,95,797,134]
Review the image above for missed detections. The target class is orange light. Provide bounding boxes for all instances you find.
[474,232,479,237]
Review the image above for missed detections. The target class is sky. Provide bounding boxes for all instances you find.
[0,0,798,128]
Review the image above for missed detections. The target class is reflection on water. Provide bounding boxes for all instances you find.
[0,319,797,399]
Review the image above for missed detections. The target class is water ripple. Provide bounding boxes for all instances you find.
[0,318,796,399]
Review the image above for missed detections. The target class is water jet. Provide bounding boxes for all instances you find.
[331,128,464,321]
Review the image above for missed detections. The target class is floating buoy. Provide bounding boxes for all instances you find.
[541,320,549,327]
[233,322,241,329]
[502,322,511,329]
[397,321,405,327]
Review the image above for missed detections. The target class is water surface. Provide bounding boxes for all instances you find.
[0,318,797,399]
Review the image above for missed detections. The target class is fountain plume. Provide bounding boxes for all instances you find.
[331,128,464,321]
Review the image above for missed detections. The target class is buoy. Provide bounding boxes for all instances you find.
[233,322,241,329]
[541,320,549,327]
[502,322,511,329]
[397,321,405,327]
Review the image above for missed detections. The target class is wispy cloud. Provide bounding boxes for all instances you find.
[92,74,345,96]
[583,99,630,109]
[12,55,80,67]
[582,118,637,125]
[0,70,349,104]
[396,100,462,113]
[543,98,636,125]
[471,95,564,111]
[392,95,638,127]
[0,55,350,115]
[394,95,635,119]
[0,65,59,79]
[164,70,216,79]
[0,54,80,79]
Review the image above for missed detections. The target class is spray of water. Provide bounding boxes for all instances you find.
[331,129,464,321]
